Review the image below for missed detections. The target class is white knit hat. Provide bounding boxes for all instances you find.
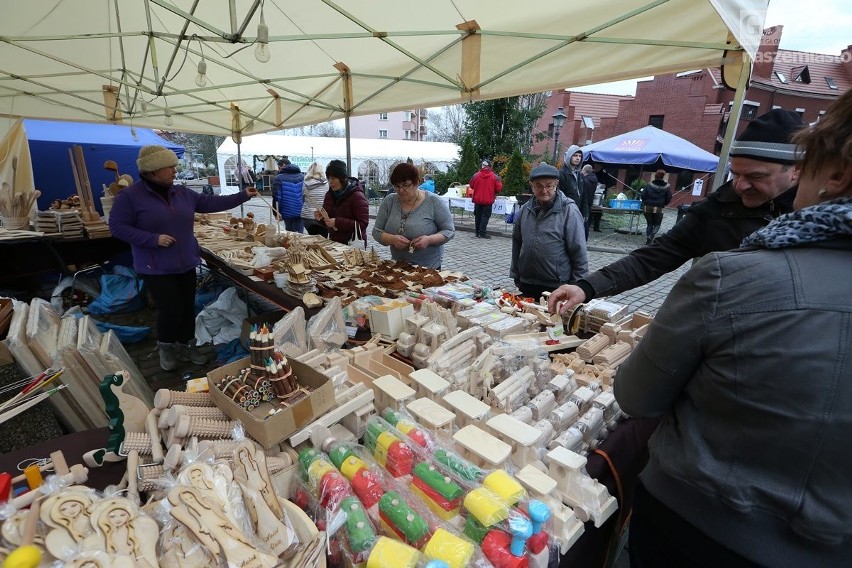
[137,145,179,173]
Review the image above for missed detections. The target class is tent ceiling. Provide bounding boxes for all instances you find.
[0,1,768,137]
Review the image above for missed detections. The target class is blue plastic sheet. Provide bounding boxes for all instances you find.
[216,337,249,364]
[87,265,145,315]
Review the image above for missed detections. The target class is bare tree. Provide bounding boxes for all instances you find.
[426,105,467,144]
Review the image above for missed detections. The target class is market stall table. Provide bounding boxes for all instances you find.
[200,247,320,317]
[601,207,643,235]
[0,234,130,285]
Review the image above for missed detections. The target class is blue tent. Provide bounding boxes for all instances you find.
[582,126,719,172]
[24,119,184,211]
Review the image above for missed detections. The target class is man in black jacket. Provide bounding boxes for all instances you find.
[558,145,584,204]
[547,108,805,314]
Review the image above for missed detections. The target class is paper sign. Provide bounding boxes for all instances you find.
[692,178,705,196]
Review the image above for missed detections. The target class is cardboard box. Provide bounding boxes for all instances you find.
[208,356,335,448]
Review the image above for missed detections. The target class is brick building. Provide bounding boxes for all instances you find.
[531,25,851,202]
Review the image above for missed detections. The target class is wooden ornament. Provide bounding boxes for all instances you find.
[176,462,241,528]
[168,487,278,568]
[41,489,97,558]
[86,497,160,568]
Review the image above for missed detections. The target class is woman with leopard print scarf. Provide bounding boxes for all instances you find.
[614,88,852,568]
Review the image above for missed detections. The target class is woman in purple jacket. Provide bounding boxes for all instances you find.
[109,145,256,371]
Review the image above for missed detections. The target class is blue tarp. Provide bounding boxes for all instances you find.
[582,126,719,172]
[24,119,184,211]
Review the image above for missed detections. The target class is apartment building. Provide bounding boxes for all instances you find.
[348,109,428,141]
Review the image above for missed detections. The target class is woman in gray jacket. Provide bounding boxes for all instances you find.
[616,88,852,567]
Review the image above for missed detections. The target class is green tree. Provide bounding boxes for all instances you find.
[463,94,546,160]
[456,135,480,185]
[501,149,527,197]
[158,131,224,175]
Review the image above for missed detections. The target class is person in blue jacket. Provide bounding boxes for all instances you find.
[419,174,436,193]
[109,145,256,371]
[273,159,305,232]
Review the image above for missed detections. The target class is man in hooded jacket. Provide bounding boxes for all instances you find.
[640,169,673,244]
[558,145,584,204]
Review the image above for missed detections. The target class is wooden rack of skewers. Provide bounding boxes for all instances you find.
[68,145,111,238]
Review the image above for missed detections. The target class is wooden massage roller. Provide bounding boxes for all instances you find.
[154,389,213,410]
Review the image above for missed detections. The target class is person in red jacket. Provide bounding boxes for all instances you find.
[469,160,503,239]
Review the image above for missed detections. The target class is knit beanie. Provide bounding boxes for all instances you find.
[137,145,179,173]
[729,109,805,164]
[529,163,559,180]
[325,159,349,181]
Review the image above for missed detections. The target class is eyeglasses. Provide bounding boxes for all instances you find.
[394,181,416,191]
[532,182,558,191]
[398,212,409,234]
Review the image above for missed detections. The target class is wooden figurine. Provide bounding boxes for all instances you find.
[41,489,97,557]
[86,498,160,568]
[452,424,512,469]
[168,487,278,568]
[232,441,298,558]
[177,462,241,528]
[158,523,216,568]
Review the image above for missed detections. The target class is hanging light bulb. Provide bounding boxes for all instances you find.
[254,15,270,63]
[195,58,208,87]
[130,127,139,141]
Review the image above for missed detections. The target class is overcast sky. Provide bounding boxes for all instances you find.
[573,0,852,96]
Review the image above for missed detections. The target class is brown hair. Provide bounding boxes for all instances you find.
[794,88,852,176]
[390,163,420,186]
[654,169,666,180]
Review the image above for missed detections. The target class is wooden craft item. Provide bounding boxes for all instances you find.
[405,397,455,434]
[41,488,96,557]
[452,424,512,469]
[371,375,415,414]
[84,497,159,568]
[168,486,278,568]
[62,549,136,568]
[441,390,491,429]
[177,462,241,528]
[158,522,216,568]
[232,440,296,557]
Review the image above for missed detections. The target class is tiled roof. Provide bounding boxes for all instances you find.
[564,91,633,127]
[753,49,851,96]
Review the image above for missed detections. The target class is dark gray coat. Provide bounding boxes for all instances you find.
[616,237,852,566]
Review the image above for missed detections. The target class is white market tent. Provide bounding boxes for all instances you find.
[216,135,460,193]
[1,1,766,137]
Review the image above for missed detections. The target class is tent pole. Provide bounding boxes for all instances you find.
[237,142,244,216]
[345,112,352,174]
[714,53,752,189]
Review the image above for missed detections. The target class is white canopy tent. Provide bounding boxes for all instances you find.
[216,135,460,194]
[1,1,766,137]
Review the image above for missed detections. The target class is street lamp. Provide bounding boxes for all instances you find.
[552,107,568,164]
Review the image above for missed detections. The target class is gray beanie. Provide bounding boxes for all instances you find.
[137,145,179,173]
[729,109,805,164]
[529,163,559,180]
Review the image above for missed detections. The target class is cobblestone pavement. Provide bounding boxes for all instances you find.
[234,197,690,315]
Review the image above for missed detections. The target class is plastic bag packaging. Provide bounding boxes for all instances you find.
[49,275,100,315]
[194,287,247,345]
[229,437,301,558]
[87,265,145,315]
[251,245,289,267]
[272,306,308,357]
[306,296,347,351]
[25,298,60,368]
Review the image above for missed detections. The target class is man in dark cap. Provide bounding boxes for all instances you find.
[511,162,588,300]
[548,108,804,314]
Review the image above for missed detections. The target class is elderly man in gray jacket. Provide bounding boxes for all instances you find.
[510,163,588,300]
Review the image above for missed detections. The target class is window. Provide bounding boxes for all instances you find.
[582,115,595,129]
[648,115,664,129]
[378,112,388,120]
[795,108,805,118]
[742,101,760,120]
[826,77,838,90]
[791,65,811,84]
[378,129,388,138]
[774,71,787,83]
